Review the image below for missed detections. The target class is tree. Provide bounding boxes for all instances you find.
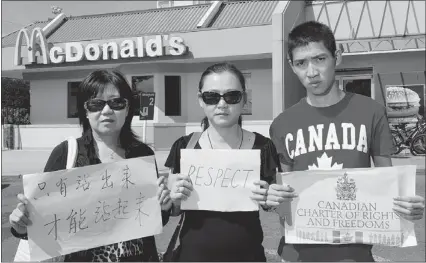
[1,77,31,124]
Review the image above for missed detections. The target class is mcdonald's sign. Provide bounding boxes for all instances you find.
[14,27,50,66]
[14,27,187,66]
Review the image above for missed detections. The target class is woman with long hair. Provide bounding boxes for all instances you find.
[9,70,172,262]
[165,62,294,261]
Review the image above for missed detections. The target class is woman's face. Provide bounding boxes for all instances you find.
[86,84,129,137]
[199,71,245,128]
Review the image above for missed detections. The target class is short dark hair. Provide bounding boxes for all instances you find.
[287,21,337,62]
[77,69,139,148]
[198,62,245,131]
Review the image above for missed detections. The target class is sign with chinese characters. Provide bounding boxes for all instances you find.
[179,149,260,212]
[23,156,162,261]
[139,92,155,120]
[277,165,417,247]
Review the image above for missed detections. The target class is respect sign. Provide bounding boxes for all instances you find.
[22,156,162,261]
[179,149,260,212]
[278,165,417,247]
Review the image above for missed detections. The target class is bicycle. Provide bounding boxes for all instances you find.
[390,117,426,155]
[410,133,426,155]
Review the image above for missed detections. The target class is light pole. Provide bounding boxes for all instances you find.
[51,5,63,14]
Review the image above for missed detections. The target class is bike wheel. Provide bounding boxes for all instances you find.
[410,134,426,156]
[391,130,404,154]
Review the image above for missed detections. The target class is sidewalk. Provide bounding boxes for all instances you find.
[1,150,172,176]
[1,149,425,177]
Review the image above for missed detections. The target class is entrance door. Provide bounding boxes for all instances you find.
[335,75,374,99]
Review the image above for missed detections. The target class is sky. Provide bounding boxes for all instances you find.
[1,1,157,36]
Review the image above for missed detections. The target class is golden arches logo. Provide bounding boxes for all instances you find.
[14,27,50,66]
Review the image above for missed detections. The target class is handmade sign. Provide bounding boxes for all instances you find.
[179,149,260,211]
[277,165,417,247]
[23,156,162,261]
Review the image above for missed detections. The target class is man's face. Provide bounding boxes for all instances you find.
[290,41,341,97]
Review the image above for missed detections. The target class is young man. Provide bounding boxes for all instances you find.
[269,21,425,262]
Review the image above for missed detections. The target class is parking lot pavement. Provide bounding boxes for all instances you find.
[1,150,172,176]
[1,150,425,261]
[2,149,424,177]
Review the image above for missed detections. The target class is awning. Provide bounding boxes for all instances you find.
[305,0,425,54]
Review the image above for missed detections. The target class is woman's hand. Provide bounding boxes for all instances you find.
[265,184,298,206]
[157,176,172,211]
[170,174,193,205]
[251,180,270,205]
[393,195,425,221]
[9,194,31,234]
[251,180,298,207]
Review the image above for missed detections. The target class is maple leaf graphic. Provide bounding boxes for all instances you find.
[308,152,343,170]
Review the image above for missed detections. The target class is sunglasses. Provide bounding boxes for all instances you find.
[201,91,243,105]
[84,98,128,112]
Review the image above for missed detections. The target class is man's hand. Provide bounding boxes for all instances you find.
[393,195,425,221]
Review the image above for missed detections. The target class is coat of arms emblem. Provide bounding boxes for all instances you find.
[336,172,357,201]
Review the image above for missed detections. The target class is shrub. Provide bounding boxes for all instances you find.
[1,77,30,124]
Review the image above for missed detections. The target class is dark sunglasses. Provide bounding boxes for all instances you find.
[201,91,243,105]
[84,98,128,112]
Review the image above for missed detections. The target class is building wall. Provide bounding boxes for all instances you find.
[20,51,424,149]
[17,125,82,149]
[26,69,98,125]
[22,58,273,149]
[339,51,426,105]
[118,58,273,124]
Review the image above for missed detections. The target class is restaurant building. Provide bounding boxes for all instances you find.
[2,0,425,150]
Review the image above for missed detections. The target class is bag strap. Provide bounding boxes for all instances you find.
[163,132,202,261]
[186,132,201,149]
[163,212,185,261]
[66,137,78,169]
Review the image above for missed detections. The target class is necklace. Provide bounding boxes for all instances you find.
[207,127,244,149]
[95,146,121,160]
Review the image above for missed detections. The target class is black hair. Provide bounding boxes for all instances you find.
[198,62,245,131]
[77,69,140,149]
[287,21,337,63]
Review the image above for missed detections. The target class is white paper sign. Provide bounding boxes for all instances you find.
[23,156,162,261]
[277,165,417,247]
[179,149,260,212]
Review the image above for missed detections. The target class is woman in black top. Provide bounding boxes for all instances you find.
[165,62,295,262]
[9,70,172,262]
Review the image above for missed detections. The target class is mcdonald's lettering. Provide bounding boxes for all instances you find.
[14,27,188,66]
[14,28,50,66]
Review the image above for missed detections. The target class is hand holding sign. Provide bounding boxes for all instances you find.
[277,165,419,247]
[22,156,162,261]
[9,193,32,235]
[251,180,269,204]
[393,195,425,221]
[157,176,172,211]
[170,174,194,204]
[264,183,298,206]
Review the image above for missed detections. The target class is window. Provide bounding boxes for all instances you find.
[132,76,154,116]
[165,76,181,116]
[335,74,373,99]
[68,82,81,118]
